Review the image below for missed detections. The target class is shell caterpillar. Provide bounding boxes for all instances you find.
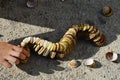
[20,24,106,63]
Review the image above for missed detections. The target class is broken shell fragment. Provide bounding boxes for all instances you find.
[27,0,37,8]
[106,52,118,62]
[68,60,78,68]
[102,6,113,17]
[84,58,95,67]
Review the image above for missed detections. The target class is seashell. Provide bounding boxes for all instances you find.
[27,0,37,8]
[68,60,78,68]
[38,47,46,55]
[57,53,65,59]
[35,45,41,52]
[84,58,95,67]
[43,42,52,56]
[20,58,29,64]
[21,42,26,47]
[50,52,56,59]
[22,37,31,44]
[106,52,118,62]
[102,6,113,17]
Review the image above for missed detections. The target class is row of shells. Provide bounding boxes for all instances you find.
[68,51,119,68]
[20,24,106,63]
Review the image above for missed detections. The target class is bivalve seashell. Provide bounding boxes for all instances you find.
[27,0,37,8]
[84,58,96,67]
[102,6,113,17]
[106,52,118,62]
[68,60,78,68]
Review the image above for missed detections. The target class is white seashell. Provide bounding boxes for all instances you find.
[84,58,95,67]
[68,60,78,68]
[22,37,31,43]
[27,0,37,8]
[33,37,36,43]
[43,42,52,56]
[21,42,26,47]
[35,37,40,42]
[106,52,118,62]
[43,40,48,48]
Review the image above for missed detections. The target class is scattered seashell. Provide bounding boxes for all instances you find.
[106,52,118,62]
[102,6,113,17]
[84,58,95,67]
[27,0,37,8]
[68,60,78,68]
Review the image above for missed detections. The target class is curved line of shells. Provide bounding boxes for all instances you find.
[20,24,106,60]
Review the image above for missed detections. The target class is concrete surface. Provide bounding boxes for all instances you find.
[0,0,120,80]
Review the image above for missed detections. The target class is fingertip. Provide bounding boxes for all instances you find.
[7,65,12,68]
[3,61,12,68]
[24,49,30,58]
[17,45,21,47]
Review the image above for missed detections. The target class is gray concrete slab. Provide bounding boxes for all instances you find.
[0,0,120,80]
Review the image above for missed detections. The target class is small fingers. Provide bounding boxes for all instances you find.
[5,56,20,65]
[10,50,26,60]
[22,49,30,58]
[12,45,22,52]
[13,46,30,58]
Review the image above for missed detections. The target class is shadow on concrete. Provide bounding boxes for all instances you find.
[0,0,120,76]
[17,53,64,75]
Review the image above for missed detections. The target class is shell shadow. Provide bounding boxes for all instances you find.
[94,60,102,68]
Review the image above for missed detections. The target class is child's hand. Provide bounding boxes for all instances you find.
[0,42,30,68]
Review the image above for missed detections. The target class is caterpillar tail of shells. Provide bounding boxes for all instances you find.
[20,24,106,63]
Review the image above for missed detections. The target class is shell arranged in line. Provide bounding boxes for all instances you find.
[20,24,106,63]
[68,60,78,68]
[106,52,118,62]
